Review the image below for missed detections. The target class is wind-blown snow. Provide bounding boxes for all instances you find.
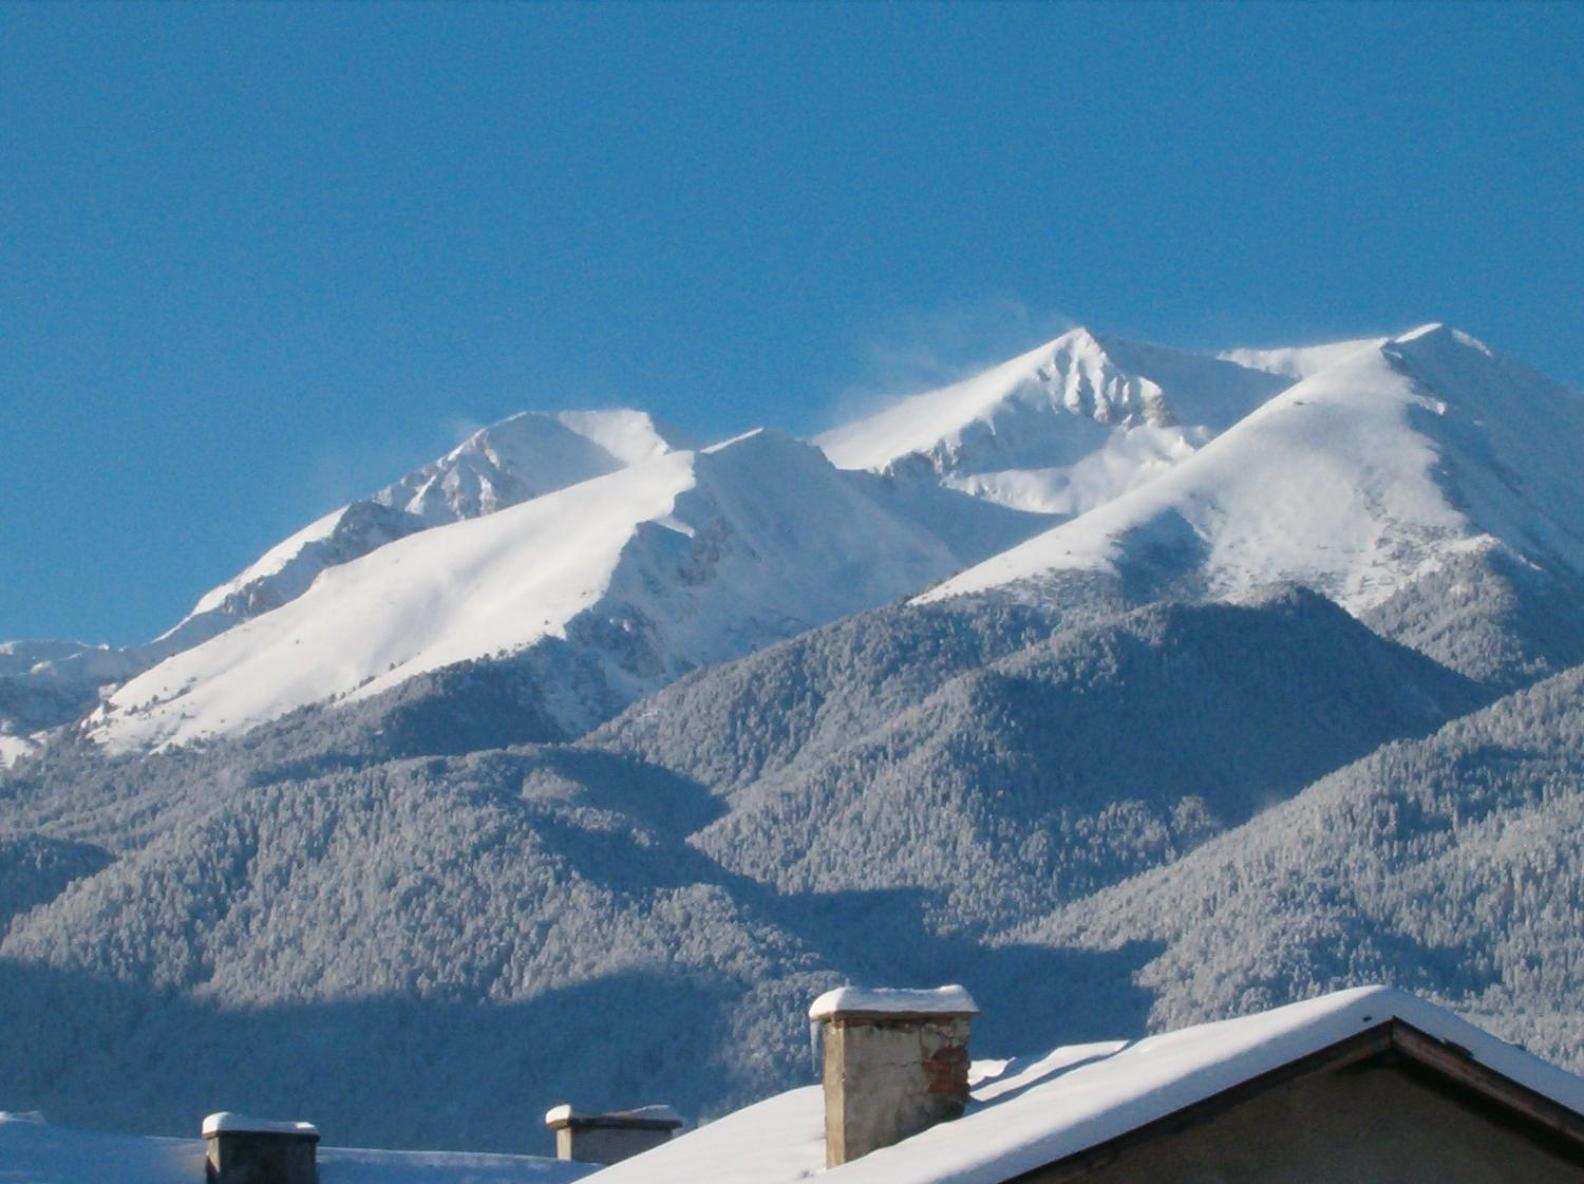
[90,432,969,751]
[1216,335,1386,380]
[924,326,1584,611]
[591,986,1584,1184]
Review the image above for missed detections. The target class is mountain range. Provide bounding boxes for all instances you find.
[4,321,1584,1154]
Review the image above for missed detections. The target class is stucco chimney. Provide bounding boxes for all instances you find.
[808,984,979,1167]
[544,1104,683,1165]
[201,1112,319,1184]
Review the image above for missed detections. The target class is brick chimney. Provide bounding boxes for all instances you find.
[544,1104,683,1165]
[201,1113,319,1184]
[809,985,979,1167]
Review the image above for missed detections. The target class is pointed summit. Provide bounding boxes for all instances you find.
[816,328,1288,515]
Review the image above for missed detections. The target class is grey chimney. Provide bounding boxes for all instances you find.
[201,1113,319,1184]
[809,985,979,1167]
[544,1104,683,1165]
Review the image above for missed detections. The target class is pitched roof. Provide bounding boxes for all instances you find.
[588,986,1584,1184]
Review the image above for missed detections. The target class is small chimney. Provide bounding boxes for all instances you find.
[201,1113,319,1184]
[809,984,978,1167]
[544,1104,684,1165]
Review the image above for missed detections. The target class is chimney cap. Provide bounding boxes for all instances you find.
[544,1104,683,1132]
[201,1113,319,1139]
[809,984,979,1022]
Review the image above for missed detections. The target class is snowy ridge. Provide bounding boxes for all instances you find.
[373,409,681,526]
[2,411,686,757]
[816,327,1289,514]
[171,410,684,645]
[88,431,973,751]
[924,325,1584,611]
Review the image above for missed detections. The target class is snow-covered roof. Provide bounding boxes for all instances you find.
[588,986,1584,1184]
[809,985,979,1020]
[544,1104,682,1129]
[0,1112,594,1184]
[201,1112,318,1137]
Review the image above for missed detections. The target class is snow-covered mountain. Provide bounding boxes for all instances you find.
[88,430,1038,752]
[925,325,1584,611]
[0,642,146,765]
[817,327,1289,515]
[0,411,691,759]
[158,410,689,655]
[11,321,1584,765]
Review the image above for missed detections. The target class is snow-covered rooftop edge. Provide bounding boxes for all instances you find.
[200,1112,318,1137]
[809,985,979,1020]
[544,1104,682,1128]
[0,1111,594,1184]
[589,985,1584,1184]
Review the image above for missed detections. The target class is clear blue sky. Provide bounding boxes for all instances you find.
[3,1,1580,645]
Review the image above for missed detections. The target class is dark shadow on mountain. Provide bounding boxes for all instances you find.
[1114,510,1212,603]
[0,958,739,1155]
[764,886,1162,1055]
[1362,547,1584,691]
[509,747,725,838]
[0,834,115,930]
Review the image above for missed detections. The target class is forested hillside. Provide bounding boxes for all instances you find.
[1014,663,1584,1069]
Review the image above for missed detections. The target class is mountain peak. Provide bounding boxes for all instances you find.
[1394,321,1447,342]
[923,322,1584,612]
[816,328,1289,516]
[820,330,1237,473]
[1384,322,1497,366]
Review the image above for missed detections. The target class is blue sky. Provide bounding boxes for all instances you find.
[3,1,1580,644]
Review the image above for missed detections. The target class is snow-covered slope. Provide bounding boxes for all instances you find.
[158,410,686,655]
[88,431,987,751]
[816,327,1290,515]
[925,326,1584,611]
[0,411,688,760]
